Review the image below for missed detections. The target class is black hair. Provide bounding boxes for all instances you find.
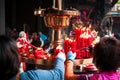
[0,35,20,80]
[93,37,120,72]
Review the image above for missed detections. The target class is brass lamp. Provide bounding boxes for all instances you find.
[34,0,80,48]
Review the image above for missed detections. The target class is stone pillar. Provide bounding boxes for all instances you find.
[0,0,5,35]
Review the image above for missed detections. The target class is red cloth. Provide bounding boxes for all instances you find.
[17,38,29,56]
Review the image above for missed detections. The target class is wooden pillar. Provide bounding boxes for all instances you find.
[0,0,5,35]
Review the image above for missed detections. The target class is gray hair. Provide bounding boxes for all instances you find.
[19,31,26,38]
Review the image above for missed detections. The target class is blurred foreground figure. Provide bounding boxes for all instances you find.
[0,35,66,80]
[65,36,120,80]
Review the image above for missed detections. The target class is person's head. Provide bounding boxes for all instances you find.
[93,36,120,72]
[0,35,20,79]
[19,31,26,39]
[32,32,38,38]
[39,31,42,34]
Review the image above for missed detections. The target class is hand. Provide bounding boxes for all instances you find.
[19,62,26,73]
[56,52,66,62]
[54,45,64,55]
[55,45,66,61]
[67,51,76,62]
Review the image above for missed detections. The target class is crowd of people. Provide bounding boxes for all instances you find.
[5,27,48,49]
[1,29,120,80]
[0,26,120,80]
[15,30,49,50]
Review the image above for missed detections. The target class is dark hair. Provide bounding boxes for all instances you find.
[0,35,20,80]
[93,37,120,72]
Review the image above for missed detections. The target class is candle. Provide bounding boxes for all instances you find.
[64,38,70,54]
[70,40,76,52]
[52,0,56,8]
[58,0,62,10]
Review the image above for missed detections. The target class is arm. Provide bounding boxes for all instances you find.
[65,60,75,80]
[20,49,65,80]
[40,38,44,47]
[65,60,89,80]
[65,51,80,80]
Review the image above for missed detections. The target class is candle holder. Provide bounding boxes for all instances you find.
[34,7,45,16]
[34,0,80,48]
[44,8,80,48]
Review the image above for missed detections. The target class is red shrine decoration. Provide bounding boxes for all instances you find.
[64,38,76,55]
[34,48,46,59]
[64,26,97,59]
[64,14,98,59]
[75,26,94,58]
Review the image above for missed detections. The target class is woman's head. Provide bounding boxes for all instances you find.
[0,35,20,79]
[19,31,26,39]
[93,36,120,72]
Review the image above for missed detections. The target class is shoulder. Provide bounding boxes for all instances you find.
[77,73,100,80]
[87,73,100,80]
[20,70,40,80]
[77,74,99,80]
